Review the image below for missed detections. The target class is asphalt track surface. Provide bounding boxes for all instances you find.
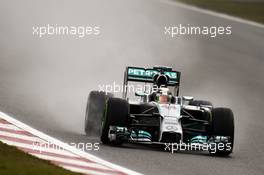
[0,0,264,175]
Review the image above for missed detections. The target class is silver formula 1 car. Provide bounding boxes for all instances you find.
[85,66,234,156]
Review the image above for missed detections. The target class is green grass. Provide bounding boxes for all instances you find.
[175,0,264,24]
[0,141,82,175]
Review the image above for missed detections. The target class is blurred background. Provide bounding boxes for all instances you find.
[0,0,263,174]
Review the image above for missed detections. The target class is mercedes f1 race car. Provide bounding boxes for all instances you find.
[85,66,234,156]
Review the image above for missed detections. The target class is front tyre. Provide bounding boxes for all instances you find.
[101,97,129,144]
[85,91,113,136]
[209,108,234,156]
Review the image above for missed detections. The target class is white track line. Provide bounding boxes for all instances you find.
[0,123,23,130]
[0,131,43,142]
[0,111,143,175]
[160,0,264,28]
[63,166,117,175]
[2,140,77,157]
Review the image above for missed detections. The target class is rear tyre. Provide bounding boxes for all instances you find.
[84,91,113,136]
[101,98,129,144]
[189,100,213,106]
[210,108,234,156]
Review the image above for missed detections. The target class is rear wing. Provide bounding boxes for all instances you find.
[124,66,181,86]
[123,66,181,98]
